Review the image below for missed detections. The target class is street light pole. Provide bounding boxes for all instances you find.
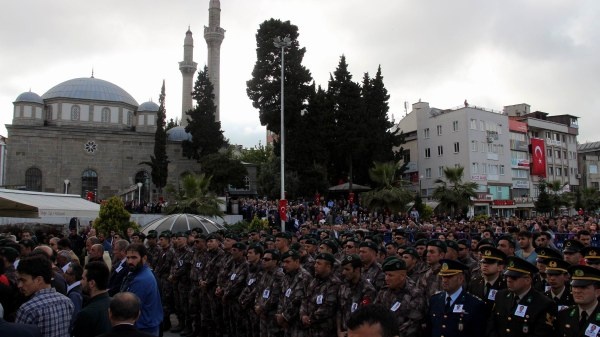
[64,179,70,194]
[137,182,143,205]
[274,35,292,233]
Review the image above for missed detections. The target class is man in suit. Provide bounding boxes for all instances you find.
[427,259,486,337]
[108,239,129,296]
[97,292,155,337]
[486,256,557,337]
[557,265,600,337]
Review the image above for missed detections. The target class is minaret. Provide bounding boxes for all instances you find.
[204,0,225,122]
[179,27,197,127]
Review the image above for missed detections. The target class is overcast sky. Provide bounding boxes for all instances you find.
[1,0,599,147]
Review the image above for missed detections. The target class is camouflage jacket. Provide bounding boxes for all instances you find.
[154,246,175,279]
[300,273,341,334]
[362,262,385,291]
[375,277,427,337]
[254,266,285,315]
[171,245,193,285]
[238,261,263,310]
[217,252,234,288]
[202,248,227,289]
[222,257,249,302]
[418,263,443,299]
[190,248,208,283]
[277,267,312,324]
[146,244,162,270]
[338,277,377,331]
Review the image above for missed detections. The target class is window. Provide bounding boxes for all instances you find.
[500,165,505,175]
[555,150,561,159]
[546,131,551,139]
[425,148,431,158]
[512,169,529,179]
[453,121,459,132]
[438,166,444,178]
[71,105,80,121]
[563,151,567,159]
[471,140,478,152]
[547,149,552,157]
[472,163,478,173]
[454,142,460,153]
[424,128,430,138]
[81,169,98,201]
[402,149,410,163]
[480,120,485,130]
[25,167,42,191]
[437,125,442,136]
[438,145,444,156]
[45,105,52,121]
[101,107,110,123]
[590,164,598,174]
[556,167,562,176]
[470,119,477,129]
[481,163,487,174]
[498,145,504,155]
[489,165,498,175]
[425,168,432,178]
[548,166,554,176]
[127,111,133,127]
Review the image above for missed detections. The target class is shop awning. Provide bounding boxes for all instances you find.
[0,189,100,218]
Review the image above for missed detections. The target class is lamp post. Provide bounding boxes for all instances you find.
[419,175,424,197]
[274,35,292,233]
[137,182,143,205]
[64,179,70,194]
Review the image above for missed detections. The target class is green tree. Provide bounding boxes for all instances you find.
[166,173,224,217]
[547,180,571,215]
[580,187,600,213]
[166,117,178,131]
[360,161,413,213]
[93,196,139,236]
[432,166,478,218]
[535,180,553,215]
[140,80,169,194]
[200,151,248,195]
[183,65,226,160]
[239,143,273,166]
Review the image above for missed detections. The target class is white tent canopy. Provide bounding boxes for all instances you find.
[0,189,100,219]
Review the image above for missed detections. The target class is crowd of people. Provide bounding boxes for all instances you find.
[1,212,600,337]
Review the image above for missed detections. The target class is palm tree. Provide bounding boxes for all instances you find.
[546,180,571,215]
[166,173,224,217]
[361,161,413,213]
[432,166,477,218]
[580,187,600,213]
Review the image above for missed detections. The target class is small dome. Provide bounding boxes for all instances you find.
[15,91,44,104]
[42,77,138,107]
[138,101,159,112]
[167,126,192,142]
[141,213,225,235]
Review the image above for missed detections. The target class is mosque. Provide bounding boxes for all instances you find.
[2,0,251,203]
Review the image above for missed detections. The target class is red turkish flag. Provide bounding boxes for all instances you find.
[279,199,288,222]
[530,138,547,178]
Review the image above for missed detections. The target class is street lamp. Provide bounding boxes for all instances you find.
[137,182,143,205]
[419,175,424,197]
[64,179,70,194]
[274,35,292,233]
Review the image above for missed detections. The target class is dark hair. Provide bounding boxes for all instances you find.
[577,230,591,238]
[57,238,72,250]
[126,243,147,258]
[497,235,516,249]
[517,230,532,239]
[69,263,83,281]
[347,304,399,337]
[17,255,52,284]
[264,249,280,261]
[248,245,264,256]
[110,292,141,321]
[84,261,110,290]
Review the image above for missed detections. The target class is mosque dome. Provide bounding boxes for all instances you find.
[15,91,44,104]
[141,213,225,235]
[167,126,192,142]
[42,77,138,107]
[138,101,159,112]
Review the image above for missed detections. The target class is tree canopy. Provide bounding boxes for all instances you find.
[432,166,478,217]
[166,173,224,217]
[93,196,139,236]
[140,80,169,193]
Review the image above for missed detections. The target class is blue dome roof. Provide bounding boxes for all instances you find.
[15,91,44,104]
[42,77,138,107]
[138,101,159,112]
[167,126,192,142]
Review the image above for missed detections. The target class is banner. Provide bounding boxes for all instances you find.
[279,199,288,222]
[530,138,546,177]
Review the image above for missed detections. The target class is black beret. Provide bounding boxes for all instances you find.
[159,231,171,239]
[206,233,221,241]
[427,239,447,253]
[146,232,157,239]
[445,240,459,252]
[341,254,362,268]
[457,239,469,246]
[224,233,240,241]
[402,247,420,259]
[275,232,292,240]
[281,250,300,260]
[304,238,318,246]
[321,239,338,254]
[359,241,379,252]
[290,242,302,251]
[382,258,406,272]
[414,239,428,247]
[232,242,247,251]
[174,232,187,238]
[315,252,336,265]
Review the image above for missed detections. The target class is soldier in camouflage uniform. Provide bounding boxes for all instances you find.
[170,232,194,334]
[254,249,284,337]
[215,232,238,336]
[402,247,427,284]
[300,253,341,337]
[337,254,377,336]
[154,231,175,331]
[239,244,264,337]
[145,230,161,269]
[359,241,385,291]
[418,239,446,299]
[292,242,314,277]
[276,250,313,337]
[200,234,227,337]
[219,242,249,337]
[187,234,208,337]
[375,257,427,337]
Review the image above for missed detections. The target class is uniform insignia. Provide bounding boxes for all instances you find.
[539,249,546,256]
[545,313,554,326]
[591,250,598,256]
[441,263,449,271]
[596,313,600,320]
[574,269,584,277]
[346,256,352,261]
[484,250,491,256]
[508,260,515,268]
[548,261,557,268]
[567,241,572,247]
[570,309,576,317]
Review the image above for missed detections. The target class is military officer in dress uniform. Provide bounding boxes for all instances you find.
[564,240,585,266]
[535,247,563,293]
[582,247,600,271]
[557,265,600,337]
[543,257,573,312]
[426,259,486,337]
[468,246,507,318]
[486,256,557,337]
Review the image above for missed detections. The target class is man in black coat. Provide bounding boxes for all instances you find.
[72,262,111,337]
[0,316,41,337]
[486,256,557,337]
[97,292,155,337]
[107,239,129,296]
[427,259,486,337]
[557,265,600,337]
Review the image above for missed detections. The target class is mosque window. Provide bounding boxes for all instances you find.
[101,108,110,123]
[45,105,52,121]
[81,169,98,201]
[127,111,133,126]
[25,167,42,191]
[84,141,98,154]
[71,105,80,120]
